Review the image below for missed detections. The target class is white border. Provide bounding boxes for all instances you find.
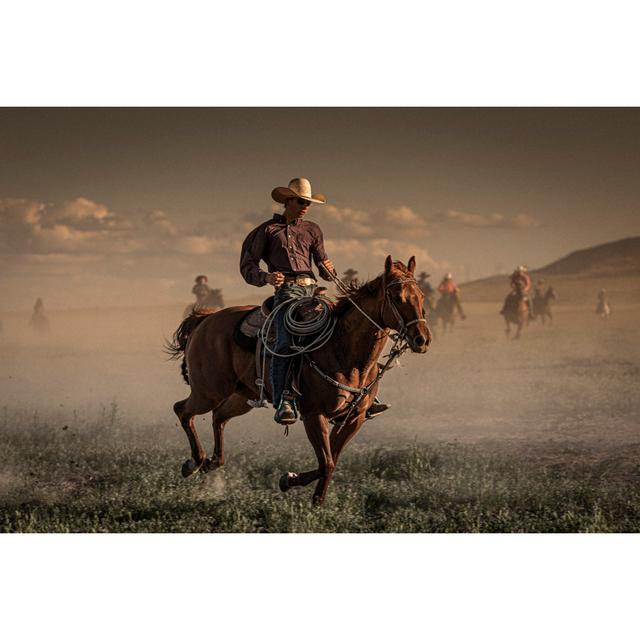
[1,2,638,638]
[1,534,638,639]
[2,1,640,106]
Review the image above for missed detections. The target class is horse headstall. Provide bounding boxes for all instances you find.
[381,276,427,338]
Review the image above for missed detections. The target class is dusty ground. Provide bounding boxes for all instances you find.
[1,296,639,532]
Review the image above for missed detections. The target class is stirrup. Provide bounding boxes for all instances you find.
[274,399,297,425]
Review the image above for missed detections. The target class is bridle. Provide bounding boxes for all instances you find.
[251,268,430,424]
[380,276,429,342]
[329,271,428,346]
[302,270,429,427]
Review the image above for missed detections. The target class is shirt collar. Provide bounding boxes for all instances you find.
[272,213,300,226]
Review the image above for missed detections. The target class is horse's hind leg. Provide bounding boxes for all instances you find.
[174,394,215,478]
[204,393,252,472]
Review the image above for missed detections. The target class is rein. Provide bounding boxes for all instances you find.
[250,267,428,423]
[327,269,428,344]
[308,270,427,425]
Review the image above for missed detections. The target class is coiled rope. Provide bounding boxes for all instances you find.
[250,287,338,410]
[259,290,337,358]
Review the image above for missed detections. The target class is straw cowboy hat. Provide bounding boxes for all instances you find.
[271,177,327,205]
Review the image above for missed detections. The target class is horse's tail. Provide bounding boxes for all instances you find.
[164,311,214,385]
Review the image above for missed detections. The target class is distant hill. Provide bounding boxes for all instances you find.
[535,236,640,278]
[461,237,640,304]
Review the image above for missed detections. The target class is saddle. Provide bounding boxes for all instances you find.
[233,300,275,353]
[232,288,331,407]
[233,287,330,351]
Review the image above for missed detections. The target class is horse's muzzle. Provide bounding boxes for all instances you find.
[410,328,431,353]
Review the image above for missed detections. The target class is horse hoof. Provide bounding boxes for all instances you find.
[202,457,221,473]
[279,472,297,493]
[181,458,201,478]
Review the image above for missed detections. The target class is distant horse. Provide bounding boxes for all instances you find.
[419,286,436,320]
[532,287,558,325]
[167,256,431,506]
[502,286,529,339]
[182,289,225,319]
[433,293,458,334]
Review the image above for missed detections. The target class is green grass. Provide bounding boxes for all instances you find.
[2,409,639,533]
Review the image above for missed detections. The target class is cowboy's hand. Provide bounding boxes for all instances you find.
[321,259,336,275]
[265,272,285,287]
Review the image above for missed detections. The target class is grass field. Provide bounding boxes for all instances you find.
[2,412,639,533]
[1,295,639,533]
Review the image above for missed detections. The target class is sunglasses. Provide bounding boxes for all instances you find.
[296,198,312,206]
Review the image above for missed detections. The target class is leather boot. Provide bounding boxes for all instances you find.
[274,399,296,425]
[366,402,391,419]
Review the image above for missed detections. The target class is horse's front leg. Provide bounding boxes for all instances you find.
[330,410,367,466]
[515,321,522,339]
[280,413,334,505]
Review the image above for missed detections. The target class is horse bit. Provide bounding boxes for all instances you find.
[304,272,428,426]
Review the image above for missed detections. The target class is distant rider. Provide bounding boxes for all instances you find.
[501,265,533,319]
[533,279,545,300]
[417,271,435,314]
[192,275,211,305]
[596,288,610,317]
[438,273,466,320]
[341,268,359,286]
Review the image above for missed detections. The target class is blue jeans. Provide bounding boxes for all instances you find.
[270,283,316,407]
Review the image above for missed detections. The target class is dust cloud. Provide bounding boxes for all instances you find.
[1,288,639,459]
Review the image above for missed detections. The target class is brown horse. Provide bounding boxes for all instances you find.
[168,256,432,505]
[532,286,557,325]
[433,293,458,334]
[502,286,529,339]
[182,289,225,319]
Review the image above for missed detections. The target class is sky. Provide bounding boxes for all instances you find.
[1,107,639,310]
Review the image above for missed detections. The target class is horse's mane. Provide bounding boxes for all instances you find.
[333,276,381,316]
[332,262,412,317]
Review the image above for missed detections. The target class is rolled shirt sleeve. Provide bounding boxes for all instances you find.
[311,226,331,281]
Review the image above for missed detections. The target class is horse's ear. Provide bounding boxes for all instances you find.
[385,255,393,275]
[407,256,416,274]
[381,254,393,297]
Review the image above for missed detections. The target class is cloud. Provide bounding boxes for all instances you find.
[0,197,125,254]
[445,209,541,229]
[321,204,373,237]
[175,235,237,255]
[382,206,426,228]
[325,236,446,279]
[147,209,178,236]
[1,196,450,308]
